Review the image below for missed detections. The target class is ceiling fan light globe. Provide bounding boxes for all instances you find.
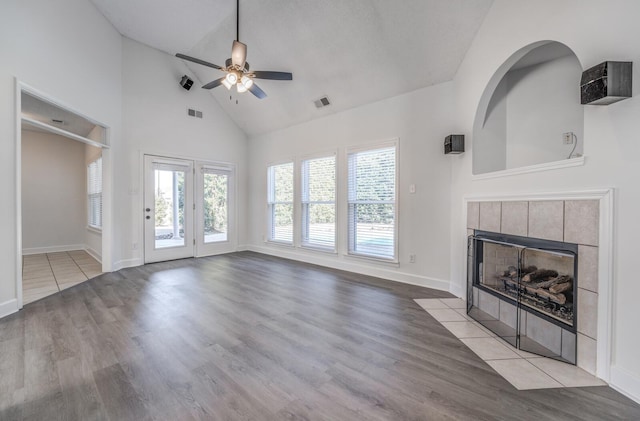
[237,83,248,93]
[226,72,238,85]
[221,78,233,90]
[241,75,254,89]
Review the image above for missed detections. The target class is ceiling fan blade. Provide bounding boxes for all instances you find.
[252,71,293,81]
[202,77,226,89]
[231,40,247,68]
[176,53,222,70]
[248,82,267,99]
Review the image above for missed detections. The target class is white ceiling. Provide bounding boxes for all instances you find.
[22,92,98,137]
[91,0,494,136]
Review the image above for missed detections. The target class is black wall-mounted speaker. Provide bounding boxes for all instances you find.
[180,75,194,91]
[581,61,632,105]
[444,134,464,154]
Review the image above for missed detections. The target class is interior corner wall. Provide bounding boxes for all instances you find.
[21,130,86,253]
[120,37,248,267]
[247,81,455,290]
[451,0,640,401]
[0,0,122,312]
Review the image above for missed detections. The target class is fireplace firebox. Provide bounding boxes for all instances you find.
[468,231,578,364]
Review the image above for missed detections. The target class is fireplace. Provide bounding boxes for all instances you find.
[468,230,578,364]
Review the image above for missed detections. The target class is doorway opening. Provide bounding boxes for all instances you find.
[16,82,111,307]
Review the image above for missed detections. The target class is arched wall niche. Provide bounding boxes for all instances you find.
[472,41,584,175]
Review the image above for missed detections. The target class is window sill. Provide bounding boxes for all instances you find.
[265,239,294,248]
[300,244,337,254]
[86,226,102,235]
[344,252,399,267]
[472,156,585,181]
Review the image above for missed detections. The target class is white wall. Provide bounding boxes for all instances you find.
[451,0,640,401]
[21,130,86,253]
[0,0,122,314]
[247,82,455,289]
[120,37,248,267]
[505,54,584,168]
[474,77,507,173]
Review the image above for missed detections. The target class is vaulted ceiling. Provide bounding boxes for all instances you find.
[91,0,493,136]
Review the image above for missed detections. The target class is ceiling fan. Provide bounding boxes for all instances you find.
[176,0,292,99]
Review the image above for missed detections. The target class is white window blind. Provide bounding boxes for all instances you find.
[87,157,103,229]
[347,146,396,260]
[301,155,336,250]
[267,162,294,243]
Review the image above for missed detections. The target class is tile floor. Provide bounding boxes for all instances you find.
[22,250,103,305]
[415,297,607,390]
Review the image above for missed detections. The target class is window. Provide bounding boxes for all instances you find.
[347,145,397,260]
[267,162,294,243]
[301,155,336,250]
[87,157,103,229]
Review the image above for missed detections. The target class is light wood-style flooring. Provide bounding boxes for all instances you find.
[1,251,639,420]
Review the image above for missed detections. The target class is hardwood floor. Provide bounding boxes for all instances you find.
[1,251,639,420]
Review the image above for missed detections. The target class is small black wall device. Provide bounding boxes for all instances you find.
[580,61,632,105]
[444,134,464,154]
[180,75,194,91]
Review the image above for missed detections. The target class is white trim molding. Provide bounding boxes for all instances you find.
[112,258,144,272]
[248,244,450,292]
[22,244,86,255]
[472,156,585,181]
[0,299,19,319]
[611,365,640,405]
[460,188,614,384]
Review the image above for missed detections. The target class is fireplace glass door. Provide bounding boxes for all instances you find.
[468,232,577,364]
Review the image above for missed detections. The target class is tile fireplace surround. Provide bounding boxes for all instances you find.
[465,196,606,376]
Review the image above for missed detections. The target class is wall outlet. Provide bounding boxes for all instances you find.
[409,184,416,194]
[563,132,574,144]
[409,254,416,263]
[132,242,138,250]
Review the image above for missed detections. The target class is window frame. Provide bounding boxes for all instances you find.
[346,140,398,262]
[300,152,337,252]
[266,160,295,245]
[87,156,103,231]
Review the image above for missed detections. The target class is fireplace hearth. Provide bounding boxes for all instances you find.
[468,230,578,364]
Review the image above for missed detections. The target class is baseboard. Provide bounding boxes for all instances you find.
[22,244,85,255]
[112,258,143,271]
[0,299,18,319]
[610,365,640,404]
[84,246,102,264]
[236,244,250,251]
[449,282,465,299]
[246,244,451,292]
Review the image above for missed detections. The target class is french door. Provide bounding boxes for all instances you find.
[144,155,235,263]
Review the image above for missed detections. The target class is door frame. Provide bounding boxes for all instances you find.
[15,79,113,310]
[139,150,238,263]
[143,155,195,263]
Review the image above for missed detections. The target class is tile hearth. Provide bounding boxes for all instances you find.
[415,297,606,390]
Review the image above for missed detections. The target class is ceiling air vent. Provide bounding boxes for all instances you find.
[187,108,203,118]
[314,96,331,108]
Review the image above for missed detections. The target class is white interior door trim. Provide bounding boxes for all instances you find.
[15,79,112,312]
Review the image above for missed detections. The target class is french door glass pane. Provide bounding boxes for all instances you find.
[203,172,228,243]
[154,169,185,249]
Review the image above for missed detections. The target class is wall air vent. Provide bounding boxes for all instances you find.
[314,96,331,108]
[187,108,203,118]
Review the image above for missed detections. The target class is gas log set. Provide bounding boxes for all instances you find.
[498,266,574,325]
